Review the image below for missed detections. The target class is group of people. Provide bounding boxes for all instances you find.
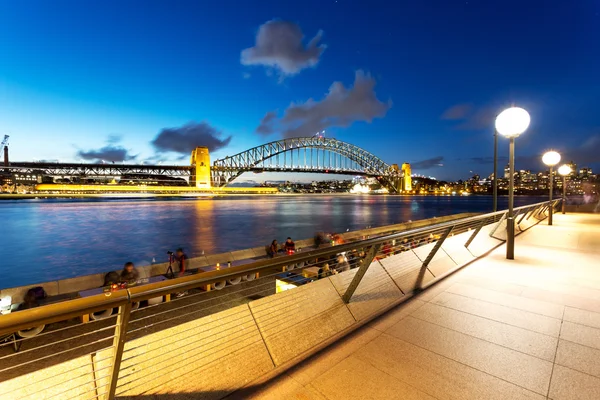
[267,237,296,258]
[314,232,345,247]
[311,250,356,280]
[103,262,139,287]
[268,232,350,258]
[104,248,188,288]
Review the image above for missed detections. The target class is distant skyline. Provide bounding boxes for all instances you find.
[1,0,599,181]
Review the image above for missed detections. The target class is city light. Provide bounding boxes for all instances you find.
[495,107,531,138]
[558,164,572,176]
[542,151,561,167]
[350,183,371,194]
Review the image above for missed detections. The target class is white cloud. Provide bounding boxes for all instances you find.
[241,20,326,77]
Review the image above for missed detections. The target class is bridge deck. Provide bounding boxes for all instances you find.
[233,213,600,400]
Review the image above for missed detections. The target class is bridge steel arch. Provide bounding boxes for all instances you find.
[211,137,401,192]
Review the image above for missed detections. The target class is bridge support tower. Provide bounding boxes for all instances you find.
[401,163,412,192]
[190,147,211,188]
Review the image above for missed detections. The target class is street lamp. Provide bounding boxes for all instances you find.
[558,164,572,214]
[495,107,530,260]
[493,128,498,212]
[542,150,561,225]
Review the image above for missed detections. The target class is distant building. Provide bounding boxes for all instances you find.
[12,173,41,184]
[580,167,592,176]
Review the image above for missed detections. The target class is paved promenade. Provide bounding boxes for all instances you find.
[232,213,600,400]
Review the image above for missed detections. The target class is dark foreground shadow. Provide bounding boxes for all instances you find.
[116,392,230,400]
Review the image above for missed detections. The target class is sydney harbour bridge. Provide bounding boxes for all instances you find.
[3,137,411,193]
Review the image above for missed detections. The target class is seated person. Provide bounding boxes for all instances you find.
[332,234,345,245]
[267,240,279,258]
[382,242,392,256]
[283,237,296,253]
[120,262,139,285]
[314,232,328,247]
[104,271,121,287]
[318,263,335,279]
[335,255,350,273]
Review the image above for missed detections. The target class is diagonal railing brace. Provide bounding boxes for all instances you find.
[415,226,454,290]
[465,220,485,249]
[342,244,382,303]
[489,212,507,237]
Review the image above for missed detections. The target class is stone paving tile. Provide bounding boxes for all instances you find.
[287,326,382,386]
[454,274,527,296]
[311,355,436,400]
[556,339,600,379]
[549,365,600,400]
[430,291,562,336]
[519,286,600,314]
[564,307,600,330]
[229,374,327,400]
[560,321,600,351]
[445,282,564,318]
[411,302,558,360]
[368,298,425,332]
[354,333,544,400]
[386,316,553,394]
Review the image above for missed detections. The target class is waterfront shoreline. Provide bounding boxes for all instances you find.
[0,195,547,288]
[0,192,547,201]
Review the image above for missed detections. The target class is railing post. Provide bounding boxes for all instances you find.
[342,244,382,303]
[464,220,485,249]
[415,226,454,290]
[104,302,132,400]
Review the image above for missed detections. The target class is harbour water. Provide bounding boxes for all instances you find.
[0,195,545,288]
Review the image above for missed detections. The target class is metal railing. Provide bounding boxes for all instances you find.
[0,200,560,400]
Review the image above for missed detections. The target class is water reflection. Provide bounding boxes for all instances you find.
[0,195,545,288]
[192,199,216,254]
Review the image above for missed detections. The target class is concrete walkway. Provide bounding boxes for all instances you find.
[232,213,600,400]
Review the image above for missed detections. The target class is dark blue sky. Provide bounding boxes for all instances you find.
[1,0,598,180]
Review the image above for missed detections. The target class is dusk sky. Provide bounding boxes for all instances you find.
[1,0,599,181]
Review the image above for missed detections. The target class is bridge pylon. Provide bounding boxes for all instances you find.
[401,163,412,192]
[190,147,211,188]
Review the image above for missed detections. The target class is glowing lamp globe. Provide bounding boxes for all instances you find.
[542,151,561,167]
[558,164,572,176]
[495,107,531,138]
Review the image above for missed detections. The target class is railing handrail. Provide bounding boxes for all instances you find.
[0,200,556,336]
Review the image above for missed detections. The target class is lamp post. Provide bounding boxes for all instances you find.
[542,151,561,225]
[495,107,530,260]
[558,164,572,214]
[493,129,498,212]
